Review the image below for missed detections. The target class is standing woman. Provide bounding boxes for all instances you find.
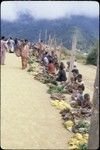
[21,39,30,70]
[9,37,15,53]
[0,36,8,65]
[14,38,19,52]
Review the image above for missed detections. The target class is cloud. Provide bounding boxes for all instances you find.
[1,1,99,21]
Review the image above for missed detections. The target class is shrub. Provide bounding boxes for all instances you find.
[86,47,98,66]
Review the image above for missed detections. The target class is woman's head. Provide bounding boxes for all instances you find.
[49,59,53,64]
[72,69,79,77]
[24,39,28,43]
[77,74,82,82]
[1,36,5,40]
[60,62,65,68]
[41,40,43,43]
[84,93,90,101]
[78,84,85,93]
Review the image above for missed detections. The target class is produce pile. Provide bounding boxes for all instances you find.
[72,120,90,134]
[27,56,40,73]
[68,133,89,149]
[27,53,90,150]
[51,100,72,110]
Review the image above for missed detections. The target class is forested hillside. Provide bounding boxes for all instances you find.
[1,14,99,52]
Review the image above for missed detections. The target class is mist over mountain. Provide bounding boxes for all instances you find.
[1,14,99,52]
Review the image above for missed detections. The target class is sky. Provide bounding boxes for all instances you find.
[1,1,99,22]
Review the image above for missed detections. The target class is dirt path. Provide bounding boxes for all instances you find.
[77,63,96,98]
[1,53,72,149]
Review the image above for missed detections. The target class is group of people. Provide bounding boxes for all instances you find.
[35,46,92,116]
[39,50,67,82]
[65,68,92,116]
[0,36,30,69]
[1,36,92,115]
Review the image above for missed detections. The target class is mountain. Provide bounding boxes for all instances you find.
[1,14,99,52]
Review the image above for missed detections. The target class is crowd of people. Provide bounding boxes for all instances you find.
[0,36,30,69]
[0,36,92,115]
[31,40,92,116]
[33,42,92,116]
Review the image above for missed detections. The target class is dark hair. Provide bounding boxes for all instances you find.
[77,74,82,79]
[78,84,85,91]
[10,37,12,39]
[49,59,53,63]
[41,40,43,42]
[1,36,5,40]
[84,93,90,99]
[14,38,18,44]
[60,62,65,69]
[25,39,28,42]
[72,69,79,74]
[45,51,48,55]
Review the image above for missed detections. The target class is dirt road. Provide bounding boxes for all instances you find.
[1,53,72,149]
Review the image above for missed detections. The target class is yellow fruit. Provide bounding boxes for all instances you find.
[79,139,88,145]
[74,133,83,140]
[83,133,89,140]
[64,120,74,128]
[69,138,79,145]
[68,145,78,149]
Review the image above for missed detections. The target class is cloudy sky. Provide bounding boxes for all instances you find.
[1,1,99,21]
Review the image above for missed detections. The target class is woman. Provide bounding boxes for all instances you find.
[56,64,67,82]
[0,36,8,65]
[48,59,56,75]
[14,38,19,52]
[21,39,30,69]
[8,37,15,53]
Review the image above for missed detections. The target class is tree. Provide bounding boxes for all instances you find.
[88,48,99,149]
[68,34,77,82]
[86,41,98,66]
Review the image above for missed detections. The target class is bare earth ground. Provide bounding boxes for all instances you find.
[1,53,96,149]
[1,53,72,149]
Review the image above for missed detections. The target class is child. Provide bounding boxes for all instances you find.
[77,84,85,105]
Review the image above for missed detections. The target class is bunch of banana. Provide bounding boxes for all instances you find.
[68,133,89,149]
[51,100,73,110]
[64,120,74,131]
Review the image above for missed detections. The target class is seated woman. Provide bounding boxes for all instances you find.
[81,94,92,109]
[71,69,79,82]
[48,59,56,75]
[43,52,49,66]
[80,93,92,116]
[70,74,84,97]
[70,84,85,107]
[63,69,79,94]
[53,54,59,70]
[56,64,67,82]
[76,74,84,86]
[60,62,65,68]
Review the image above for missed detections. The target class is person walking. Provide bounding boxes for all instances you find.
[21,39,30,70]
[0,36,8,65]
[14,38,19,52]
[8,37,15,53]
